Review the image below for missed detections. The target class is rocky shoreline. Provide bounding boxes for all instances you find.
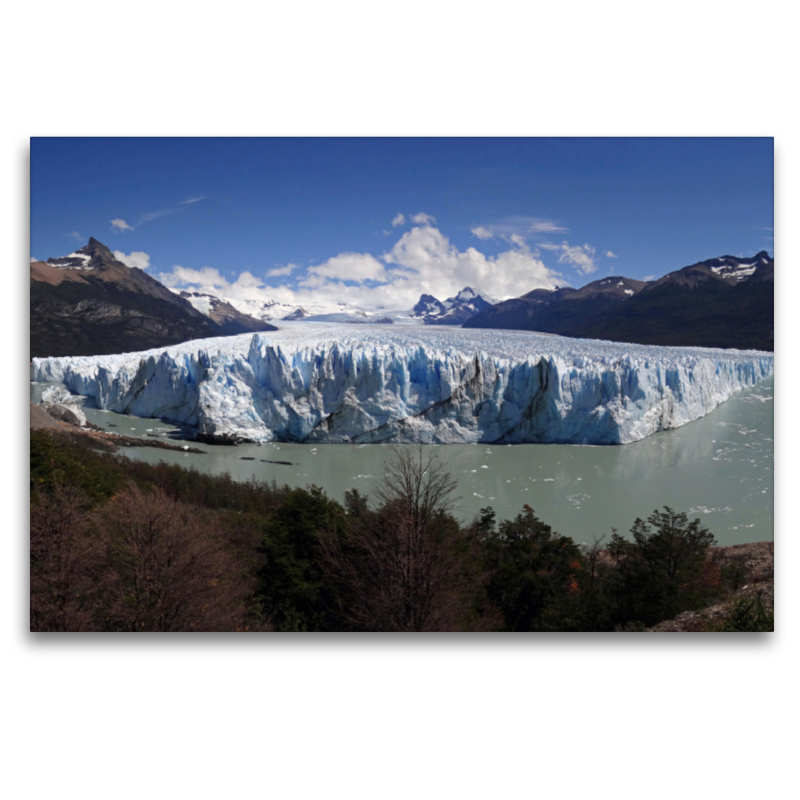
[647,541,774,632]
[30,402,206,454]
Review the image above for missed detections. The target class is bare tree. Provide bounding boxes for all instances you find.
[30,482,104,631]
[320,446,483,631]
[97,484,254,631]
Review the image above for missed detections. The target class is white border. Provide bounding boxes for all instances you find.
[5,3,795,798]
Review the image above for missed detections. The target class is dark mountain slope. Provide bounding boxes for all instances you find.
[463,276,646,334]
[464,252,773,351]
[576,257,773,350]
[30,238,276,358]
[461,288,570,331]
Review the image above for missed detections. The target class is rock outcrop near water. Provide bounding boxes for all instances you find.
[31,325,774,446]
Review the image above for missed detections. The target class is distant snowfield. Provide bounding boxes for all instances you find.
[32,322,774,446]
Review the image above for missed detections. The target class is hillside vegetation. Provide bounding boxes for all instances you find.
[30,429,773,632]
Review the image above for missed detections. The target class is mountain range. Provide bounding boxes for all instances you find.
[31,240,774,358]
[411,287,496,325]
[464,252,774,351]
[30,238,276,358]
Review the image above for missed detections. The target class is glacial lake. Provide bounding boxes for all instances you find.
[30,377,774,547]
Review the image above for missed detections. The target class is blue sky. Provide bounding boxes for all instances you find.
[30,137,773,311]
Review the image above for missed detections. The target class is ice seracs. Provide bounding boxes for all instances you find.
[32,323,773,446]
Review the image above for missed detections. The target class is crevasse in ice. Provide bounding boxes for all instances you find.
[31,323,774,445]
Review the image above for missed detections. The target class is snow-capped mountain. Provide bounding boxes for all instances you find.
[177,291,276,335]
[703,251,773,282]
[411,286,496,325]
[30,238,275,358]
[223,296,366,322]
[466,252,774,351]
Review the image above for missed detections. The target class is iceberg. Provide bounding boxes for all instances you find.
[31,323,774,446]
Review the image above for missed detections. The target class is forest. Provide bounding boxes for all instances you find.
[30,430,772,632]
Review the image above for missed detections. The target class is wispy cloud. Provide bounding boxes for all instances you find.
[391,213,406,227]
[605,250,617,258]
[527,218,569,234]
[643,274,656,281]
[540,241,598,274]
[180,196,207,205]
[266,263,300,278]
[138,208,182,225]
[111,218,135,232]
[114,250,151,270]
[411,212,436,225]
[66,231,83,242]
[470,216,569,245]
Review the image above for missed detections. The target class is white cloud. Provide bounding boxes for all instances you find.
[509,233,527,248]
[114,250,151,270]
[472,217,568,243]
[158,265,230,291]
[110,219,134,232]
[540,241,598,275]
[391,213,406,227]
[302,252,387,287]
[606,250,618,258]
[411,212,436,225]
[527,218,569,234]
[266,263,300,278]
[138,208,180,224]
[158,222,564,314]
[180,196,207,205]
[30,257,38,263]
[471,226,494,241]
[66,231,83,242]
[643,274,656,281]
[381,224,562,303]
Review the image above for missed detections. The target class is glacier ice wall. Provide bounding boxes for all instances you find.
[31,323,774,445]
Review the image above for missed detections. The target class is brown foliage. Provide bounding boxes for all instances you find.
[97,485,254,631]
[30,483,103,631]
[31,482,259,631]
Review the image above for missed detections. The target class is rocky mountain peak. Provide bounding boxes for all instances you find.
[47,237,118,270]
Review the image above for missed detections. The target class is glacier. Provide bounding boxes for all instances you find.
[30,323,774,446]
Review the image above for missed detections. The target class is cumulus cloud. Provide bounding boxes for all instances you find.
[266,263,300,278]
[391,213,406,227]
[158,265,230,291]
[470,226,494,241]
[381,224,562,303]
[30,257,38,263]
[301,252,387,288]
[606,250,618,258]
[159,222,565,314]
[114,250,151,270]
[66,231,83,242]
[411,212,436,225]
[111,219,134,232]
[540,241,598,275]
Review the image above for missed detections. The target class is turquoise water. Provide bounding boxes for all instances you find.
[31,378,773,546]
